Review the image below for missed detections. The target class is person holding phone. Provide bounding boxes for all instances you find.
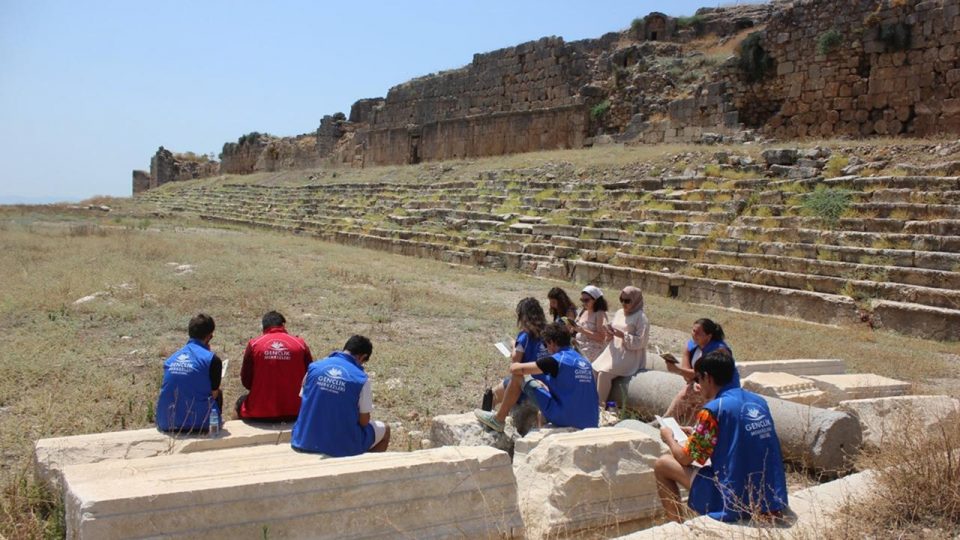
[592,286,649,404]
[574,285,609,362]
[664,318,737,424]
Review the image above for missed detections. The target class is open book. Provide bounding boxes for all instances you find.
[655,345,679,364]
[494,342,512,358]
[655,415,688,445]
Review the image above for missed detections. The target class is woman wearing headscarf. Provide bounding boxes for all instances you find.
[592,286,650,404]
[574,285,610,362]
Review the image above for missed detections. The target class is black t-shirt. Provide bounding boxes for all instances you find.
[535,356,559,378]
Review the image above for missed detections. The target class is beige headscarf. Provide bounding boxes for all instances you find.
[620,286,644,315]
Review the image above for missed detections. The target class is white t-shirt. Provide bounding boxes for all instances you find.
[358,379,373,414]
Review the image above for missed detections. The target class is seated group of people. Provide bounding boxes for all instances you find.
[156,287,788,523]
[155,311,389,457]
[475,287,788,523]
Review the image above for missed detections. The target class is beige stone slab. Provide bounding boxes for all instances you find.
[806,374,911,403]
[837,395,960,449]
[742,371,828,406]
[64,445,523,540]
[514,427,663,539]
[35,420,293,490]
[737,359,846,377]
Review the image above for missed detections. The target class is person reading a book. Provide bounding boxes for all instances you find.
[486,297,550,412]
[663,318,736,424]
[475,322,599,432]
[654,349,788,523]
[235,311,313,422]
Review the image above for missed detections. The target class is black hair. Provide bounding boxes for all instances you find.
[344,335,373,357]
[592,296,609,313]
[695,318,725,342]
[542,322,572,348]
[188,313,215,340]
[262,310,286,329]
[694,349,736,386]
[547,287,576,320]
[516,297,547,338]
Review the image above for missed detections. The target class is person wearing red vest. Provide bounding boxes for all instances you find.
[235,311,313,422]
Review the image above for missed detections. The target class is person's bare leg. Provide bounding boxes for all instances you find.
[654,454,697,523]
[370,425,391,453]
[495,374,524,423]
[596,370,615,404]
[492,384,506,407]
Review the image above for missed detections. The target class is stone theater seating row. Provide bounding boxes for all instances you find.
[63,445,523,540]
[137,173,960,339]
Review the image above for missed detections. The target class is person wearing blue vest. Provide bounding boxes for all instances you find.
[156,313,223,433]
[476,322,599,432]
[655,349,788,523]
[664,318,738,425]
[291,335,390,457]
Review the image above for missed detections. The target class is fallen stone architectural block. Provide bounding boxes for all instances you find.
[837,395,960,449]
[64,445,523,540]
[513,428,662,539]
[35,420,292,490]
[805,373,910,404]
[616,470,877,539]
[614,419,669,454]
[430,412,519,453]
[742,371,827,405]
[612,371,861,474]
[737,359,846,377]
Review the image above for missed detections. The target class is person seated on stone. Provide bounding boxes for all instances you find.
[593,286,650,404]
[156,313,223,434]
[475,322,599,432]
[547,287,578,330]
[487,297,550,411]
[291,335,389,457]
[654,349,788,523]
[235,310,313,422]
[573,285,610,362]
[664,318,738,425]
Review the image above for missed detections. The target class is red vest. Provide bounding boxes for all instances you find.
[240,327,311,419]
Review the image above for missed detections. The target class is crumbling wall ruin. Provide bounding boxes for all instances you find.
[139,147,219,192]
[739,0,960,138]
[134,0,960,194]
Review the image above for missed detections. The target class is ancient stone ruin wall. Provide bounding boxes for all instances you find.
[144,147,219,191]
[733,0,960,138]
[131,170,151,194]
[359,36,597,165]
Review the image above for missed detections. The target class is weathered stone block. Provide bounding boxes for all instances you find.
[35,420,293,490]
[513,428,662,539]
[837,395,960,449]
[429,412,519,454]
[805,373,911,403]
[742,371,827,405]
[64,445,524,540]
[737,359,846,377]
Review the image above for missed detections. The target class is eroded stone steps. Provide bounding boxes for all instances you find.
[692,262,960,310]
[727,225,960,252]
[701,250,960,291]
[712,238,960,272]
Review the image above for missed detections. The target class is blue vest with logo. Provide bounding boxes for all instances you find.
[533,347,599,429]
[688,339,740,386]
[688,385,789,521]
[292,351,375,457]
[156,339,215,432]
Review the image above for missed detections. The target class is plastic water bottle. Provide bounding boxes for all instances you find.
[209,407,221,438]
[605,401,618,416]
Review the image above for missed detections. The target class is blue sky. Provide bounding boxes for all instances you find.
[0,1,757,202]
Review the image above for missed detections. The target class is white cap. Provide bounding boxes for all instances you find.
[582,285,603,299]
